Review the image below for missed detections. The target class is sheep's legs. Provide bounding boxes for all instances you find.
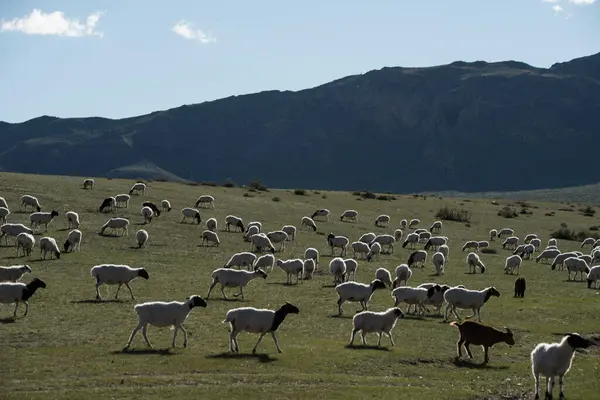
[377,333,383,347]
[337,298,344,315]
[141,324,153,348]
[125,323,143,349]
[533,372,540,399]
[252,332,267,354]
[456,338,464,358]
[271,332,283,353]
[12,301,20,317]
[558,375,564,399]
[229,330,240,352]
[464,342,473,359]
[219,284,229,300]
[206,280,218,299]
[115,284,123,299]
[386,331,395,346]
[483,345,489,364]
[95,281,103,300]
[349,329,359,346]
[452,307,462,321]
[125,283,135,300]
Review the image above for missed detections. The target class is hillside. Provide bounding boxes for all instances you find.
[1,52,600,193]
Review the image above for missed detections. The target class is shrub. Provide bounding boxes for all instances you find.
[294,189,307,196]
[580,206,596,217]
[321,194,327,199]
[200,181,217,187]
[361,191,377,199]
[222,179,236,188]
[154,178,167,182]
[545,211,556,217]
[272,196,281,202]
[498,207,518,219]
[520,207,533,215]
[550,225,600,242]
[249,179,268,192]
[590,226,599,231]
[558,207,574,212]
[243,193,254,198]
[435,206,471,222]
[313,191,321,195]
[377,194,396,201]
[248,187,257,193]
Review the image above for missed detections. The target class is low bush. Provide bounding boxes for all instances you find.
[435,206,471,222]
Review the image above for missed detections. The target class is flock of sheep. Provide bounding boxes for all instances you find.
[0,178,598,400]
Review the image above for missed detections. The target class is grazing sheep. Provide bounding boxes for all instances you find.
[115,194,131,208]
[124,295,207,350]
[392,264,412,288]
[438,244,450,260]
[450,320,515,364]
[266,230,289,251]
[201,230,220,247]
[335,279,387,315]
[349,307,405,347]
[497,228,514,239]
[66,211,80,229]
[504,255,522,275]
[129,182,146,195]
[408,218,420,228]
[223,302,299,354]
[206,217,218,232]
[502,236,519,250]
[402,232,419,249]
[375,214,390,227]
[432,251,445,275]
[63,229,82,253]
[16,232,35,257]
[253,254,276,272]
[423,283,459,315]
[99,196,116,212]
[225,215,245,232]
[304,247,319,269]
[329,257,347,285]
[340,209,359,222]
[141,202,161,217]
[430,220,442,233]
[477,241,489,251]
[524,234,538,244]
[536,248,561,264]
[300,216,317,232]
[443,286,500,322]
[519,244,535,260]
[550,252,580,271]
[207,267,267,299]
[548,238,557,247]
[529,238,542,252]
[400,219,408,229]
[327,233,349,257]
[303,259,316,280]
[225,252,258,270]
[352,241,371,259]
[276,259,304,285]
[424,236,447,251]
[581,237,595,248]
[467,252,486,274]
[181,208,201,224]
[90,264,149,300]
[0,265,32,282]
[489,229,498,241]
[247,221,262,232]
[344,259,358,281]
[0,197,7,209]
[141,206,154,224]
[462,240,479,252]
[514,277,526,297]
[579,254,592,266]
[83,178,95,189]
[0,278,46,317]
[195,195,215,208]
[249,233,276,254]
[394,229,403,242]
[1,223,34,245]
[586,266,600,288]
[563,257,590,281]
[20,195,41,212]
[29,210,59,232]
[136,229,149,248]
[407,250,427,268]
[418,231,431,244]
[161,199,172,212]
[375,267,392,287]
[39,237,60,260]
[372,234,396,253]
[531,333,592,400]
[366,242,382,262]
[282,225,296,241]
[311,208,330,221]
[391,286,429,315]
[0,207,9,224]
[99,217,129,236]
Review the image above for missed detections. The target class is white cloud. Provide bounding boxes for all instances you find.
[568,0,596,4]
[172,21,215,44]
[542,0,560,3]
[0,9,104,37]
[553,4,565,12]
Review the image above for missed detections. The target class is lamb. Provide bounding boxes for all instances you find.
[497,228,514,239]
[90,264,149,300]
[0,196,8,209]
[223,302,299,354]
[327,233,349,257]
[391,286,429,315]
[580,237,595,248]
[83,178,95,189]
[225,215,244,232]
[462,240,479,252]
[467,252,486,274]
[430,220,443,233]
[141,206,154,224]
[432,251,446,275]
[249,233,276,254]
[66,211,80,229]
[408,218,420,228]
[266,230,289,251]
[349,307,405,347]
[424,236,447,251]
[276,259,304,285]
[39,237,61,260]
[374,214,390,227]
[195,195,215,208]
[375,267,392,287]
[502,236,519,250]
[300,216,317,232]
[99,196,116,212]
[99,217,129,236]
[504,255,522,275]
[524,233,538,243]
[1,223,34,244]
[329,257,347,285]
[536,248,561,264]
[247,221,262,232]
[352,241,371,259]
[530,238,542,252]
[115,194,131,208]
[550,252,580,271]
[563,257,590,281]
[282,225,296,241]
[423,283,457,315]
[340,209,359,222]
[394,229,403,242]
[161,199,172,212]
[63,229,82,252]
[438,244,450,260]
[371,234,396,253]
[129,182,146,195]
[303,259,316,280]
[0,265,32,282]
[123,295,207,350]
[29,210,59,232]
[0,278,46,317]
[304,247,319,269]
[450,320,515,364]
[311,208,330,221]
[489,229,498,241]
[201,230,220,247]
[400,219,408,229]
[518,244,535,260]
[254,254,276,272]
[206,217,218,232]
[443,286,500,322]
[0,207,10,224]
[225,252,258,270]
[181,208,201,224]
[514,277,526,297]
[548,238,558,247]
[392,264,412,288]
[335,279,387,315]
[366,242,382,262]
[418,231,431,243]
[207,267,268,299]
[141,202,161,217]
[16,232,35,257]
[136,229,149,248]
[531,333,593,400]
[20,195,41,212]
[344,259,358,281]
[407,250,427,268]
[402,232,419,249]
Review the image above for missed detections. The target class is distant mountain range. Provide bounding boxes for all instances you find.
[1,51,600,193]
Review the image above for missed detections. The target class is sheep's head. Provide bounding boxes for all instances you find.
[54,250,61,259]
[237,221,245,231]
[485,287,501,300]
[254,267,268,279]
[280,302,300,315]
[50,210,59,217]
[30,278,47,289]
[566,333,592,350]
[427,285,442,299]
[504,327,515,345]
[189,295,208,308]
[327,233,335,243]
[63,240,70,252]
[392,307,405,319]
[371,279,387,291]
[138,268,150,280]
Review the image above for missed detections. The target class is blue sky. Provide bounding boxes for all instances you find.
[0,0,598,123]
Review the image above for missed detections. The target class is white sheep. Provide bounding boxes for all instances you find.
[115,194,131,208]
[300,216,317,232]
[129,182,146,195]
[225,215,245,232]
[524,233,538,243]
[497,228,514,239]
[375,267,392,287]
[408,218,420,228]
[207,267,267,299]
[0,223,34,245]
[366,242,382,262]
[349,307,405,347]
[327,233,349,257]
[443,286,500,322]
[462,240,479,252]
[548,238,557,247]
[394,229,403,242]
[581,237,595,248]
[311,208,330,221]
[39,237,60,260]
[329,257,347,284]
[519,244,535,260]
[358,232,376,244]
[225,252,258,270]
[586,265,600,288]
[64,229,82,252]
[391,286,429,315]
[136,229,149,248]
[352,241,371,259]
[249,233,276,254]
[181,208,201,224]
[100,217,129,236]
[489,229,498,241]
[429,220,443,233]
[340,209,358,222]
[335,279,387,315]
[244,226,260,243]
[438,244,450,260]
[418,231,432,244]
[29,210,59,232]
[124,295,207,350]
[563,257,590,281]
[276,259,304,285]
[0,196,8,209]
[432,251,445,275]
[83,178,95,189]
[424,236,447,251]
[372,234,396,253]
[206,217,218,232]
[0,265,32,282]
[400,219,407,229]
[303,259,316,280]
[407,250,427,268]
[392,264,412,288]
[401,232,419,249]
[0,278,46,317]
[20,195,41,212]
[0,207,10,224]
[420,283,461,315]
[375,214,390,227]
[282,225,296,241]
[344,258,358,281]
[99,196,116,212]
[90,264,150,300]
[247,221,262,232]
[266,230,289,251]
[536,248,561,264]
[504,255,522,275]
[502,236,519,250]
[201,230,220,247]
[161,199,172,212]
[16,232,35,257]
[65,211,80,229]
[304,247,319,269]
[195,195,215,208]
[467,252,486,273]
[254,254,276,272]
[223,302,299,354]
[530,238,542,252]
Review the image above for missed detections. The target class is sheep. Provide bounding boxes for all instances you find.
[282,225,296,241]
[0,278,46,317]
[545,245,559,250]
[249,233,276,254]
[462,240,479,252]
[99,196,116,212]
[443,286,500,322]
[375,214,390,227]
[394,229,403,242]
[247,221,262,232]
[563,257,590,281]
[548,238,557,247]
[20,195,41,212]
[223,302,299,354]
[450,320,515,364]
[16,232,35,257]
[99,217,129,236]
[329,257,347,285]
[344,259,358,281]
[201,230,220,247]
[392,264,412,288]
[504,255,522,275]
[335,279,387,315]
[423,283,460,315]
[424,236,447,251]
[518,244,535,260]
[529,238,542,252]
[402,232,419,249]
[579,254,592,266]
[181,208,201,224]
[407,250,427,268]
[63,229,82,252]
[161,199,172,212]
[124,295,207,350]
[372,234,396,254]
[531,333,593,400]
[83,178,95,189]
[29,210,59,232]
[375,267,392,287]
[489,229,498,241]
[580,237,595,248]
[0,223,34,244]
[304,248,319,269]
[430,220,442,233]
[408,218,420,228]
[349,307,405,347]
[195,195,215,208]
[275,259,304,285]
[205,217,218,232]
[90,264,149,300]
[0,265,32,282]
[141,206,154,224]
[536,248,561,264]
[66,211,80,229]
[254,254,275,272]
[550,252,581,271]
[327,233,349,257]
[497,228,514,239]
[115,194,131,208]
[524,233,538,244]
[0,207,10,224]
[352,241,371,259]
[391,286,429,315]
[0,196,8,209]
[141,202,161,217]
[129,182,146,195]
[467,252,486,274]
[39,237,60,260]
[400,219,408,229]
[225,252,258,270]
[207,267,267,299]
[267,230,289,251]
[514,277,526,297]
[502,236,519,250]
[586,266,600,288]
[340,209,359,222]
[225,215,244,232]
[432,251,445,275]
[366,242,382,262]
[311,208,330,221]
[136,229,149,248]
[300,216,317,232]
[303,259,316,280]
[438,244,450,260]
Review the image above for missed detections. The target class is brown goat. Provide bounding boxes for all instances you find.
[450,320,515,363]
[514,277,526,298]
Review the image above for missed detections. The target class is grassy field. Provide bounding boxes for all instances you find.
[1,172,599,400]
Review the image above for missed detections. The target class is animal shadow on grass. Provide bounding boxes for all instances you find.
[56,228,70,232]
[452,358,509,370]
[71,299,125,304]
[113,348,176,356]
[206,352,276,364]
[0,317,17,324]
[207,297,244,302]
[97,233,122,238]
[267,282,302,287]
[321,284,337,289]
[345,344,391,351]
[327,314,352,319]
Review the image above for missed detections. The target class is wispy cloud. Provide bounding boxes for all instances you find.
[568,0,596,4]
[553,4,565,12]
[542,0,560,3]
[0,9,104,37]
[172,21,216,44]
